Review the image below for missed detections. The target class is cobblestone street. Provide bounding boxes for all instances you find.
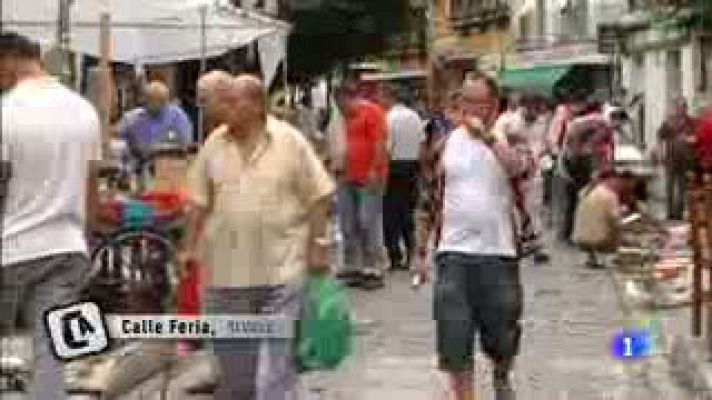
[300,236,693,400]
[6,238,696,400]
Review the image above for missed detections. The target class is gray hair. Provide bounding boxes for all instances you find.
[197,70,233,99]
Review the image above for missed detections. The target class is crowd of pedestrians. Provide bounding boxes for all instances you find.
[7,27,712,400]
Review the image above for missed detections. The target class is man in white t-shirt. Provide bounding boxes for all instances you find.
[382,86,425,270]
[506,95,553,264]
[492,92,524,143]
[414,75,530,400]
[1,32,102,400]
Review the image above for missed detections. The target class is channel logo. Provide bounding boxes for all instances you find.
[44,302,109,361]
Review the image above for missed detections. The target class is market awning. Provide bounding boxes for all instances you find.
[2,0,291,65]
[498,65,573,97]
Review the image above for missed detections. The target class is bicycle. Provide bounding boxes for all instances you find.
[69,143,191,399]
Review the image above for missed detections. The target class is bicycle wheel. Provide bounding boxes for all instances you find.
[85,228,178,314]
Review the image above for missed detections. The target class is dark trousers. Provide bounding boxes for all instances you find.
[382,160,419,267]
[434,253,523,372]
[1,253,90,400]
[561,155,594,241]
[542,168,555,228]
[666,169,687,220]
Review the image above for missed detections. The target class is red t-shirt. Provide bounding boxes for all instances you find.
[345,100,388,185]
[697,108,712,169]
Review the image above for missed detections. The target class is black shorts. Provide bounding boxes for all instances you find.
[433,252,523,372]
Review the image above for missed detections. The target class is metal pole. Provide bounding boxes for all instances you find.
[58,0,70,46]
[99,13,112,160]
[282,34,288,98]
[57,0,74,85]
[197,5,208,144]
[690,172,704,337]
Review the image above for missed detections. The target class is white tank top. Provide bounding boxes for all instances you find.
[437,128,517,257]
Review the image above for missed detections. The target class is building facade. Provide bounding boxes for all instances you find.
[617,1,712,149]
[430,0,513,102]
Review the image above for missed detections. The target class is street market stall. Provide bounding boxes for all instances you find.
[615,214,695,308]
[2,0,290,65]
[2,0,290,309]
[3,0,291,142]
[1,1,291,396]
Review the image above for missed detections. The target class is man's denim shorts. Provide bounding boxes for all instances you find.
[433,252,523,372]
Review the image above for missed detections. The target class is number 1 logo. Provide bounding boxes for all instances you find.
[611,329,651,360]
[623,336,633,357]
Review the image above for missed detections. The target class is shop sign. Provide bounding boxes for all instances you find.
[518,42,600,66]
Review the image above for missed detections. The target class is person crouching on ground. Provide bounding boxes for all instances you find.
[572,170,637,269]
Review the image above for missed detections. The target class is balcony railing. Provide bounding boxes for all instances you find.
[513,36,599,52]
[449,1,510,33]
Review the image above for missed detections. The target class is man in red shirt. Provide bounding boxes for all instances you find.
[657,97,697,219]
[696,104,712,171]
[334,83,389,289]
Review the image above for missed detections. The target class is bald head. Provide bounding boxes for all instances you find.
[461,74,500,125]
[146,81,169,102]
[219,74,268,138]
[234,74,266,109]
[145,81,170,116]
[197,70,232,107]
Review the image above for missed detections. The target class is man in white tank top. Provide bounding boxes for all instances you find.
[414,75,531,400]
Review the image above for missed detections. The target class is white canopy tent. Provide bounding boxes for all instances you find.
[1,0,290,65]
[3,0,291,145]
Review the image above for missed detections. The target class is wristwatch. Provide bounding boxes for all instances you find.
[312,236,332,247]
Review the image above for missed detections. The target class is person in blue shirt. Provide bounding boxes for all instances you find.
[117,81,193,184]
[118,81,193,158]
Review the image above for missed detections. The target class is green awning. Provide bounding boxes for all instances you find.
[498,66,573,97]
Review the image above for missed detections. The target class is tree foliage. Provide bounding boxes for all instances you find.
[286,0,410,78]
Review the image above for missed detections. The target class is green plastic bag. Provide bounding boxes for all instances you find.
[296,274,352,373]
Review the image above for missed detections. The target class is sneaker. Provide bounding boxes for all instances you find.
[493,367,515,400]
[336,271,363,287]
[533,252,550,264]
[390,262,409,271]
[495,385,516,400]
[584,259,606,270]
[359,273,385,290]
